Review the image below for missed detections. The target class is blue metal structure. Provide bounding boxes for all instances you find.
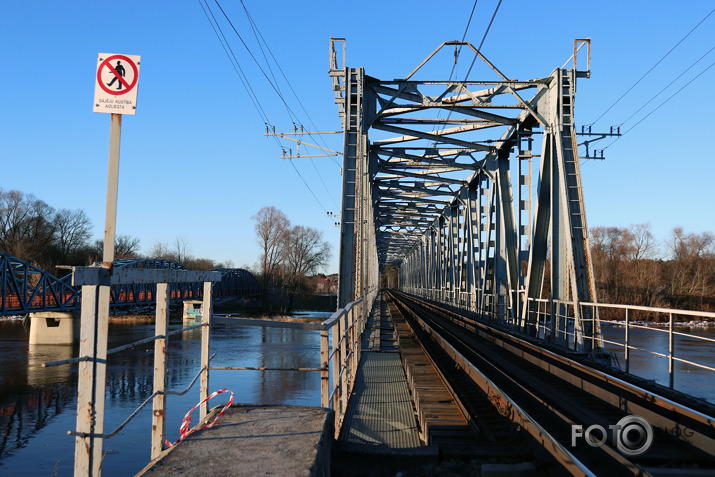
[0,253,260,316]
[0,251,78,315]
[211,268,261,298]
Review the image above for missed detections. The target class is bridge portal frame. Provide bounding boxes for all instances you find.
[332,39,601,352]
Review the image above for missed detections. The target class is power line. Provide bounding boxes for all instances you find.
[197,0,270,126]
[200,1,337,217]
[213,0,301,124]
[288,160,328,212]
[447,0,479,82]
[589,7,714,127]
[464,0,502,80]
[239,1,342,170]
[619,46,714,127]
[235,1,339,208]
[436,0,502,144]
[601,60,714,150]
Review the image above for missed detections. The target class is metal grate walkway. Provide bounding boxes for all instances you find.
[339,293,421,448]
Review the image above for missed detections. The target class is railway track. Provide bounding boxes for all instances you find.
[386,290,715,476]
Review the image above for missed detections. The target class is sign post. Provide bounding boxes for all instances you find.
[74,53,140,477]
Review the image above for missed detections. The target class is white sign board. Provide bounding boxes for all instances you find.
[93,53,140,115]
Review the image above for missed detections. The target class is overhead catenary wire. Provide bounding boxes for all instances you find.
[197,0,271,127]
[235,1,339,208]
[436,0,502,144]
[448,0,479,82]
[213,0,301,125]
[464,0,502,81]
[618,45,715,127]
[588,7,715,127]
[436,0,479,127]
[239,0,342,170]
[601,60,714,151]
[201,0,338,217]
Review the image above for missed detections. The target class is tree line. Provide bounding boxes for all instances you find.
[252,206,331,313]
[0,188,231,275]
[589,224,715,314]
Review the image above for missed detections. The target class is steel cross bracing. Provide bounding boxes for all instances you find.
[0,253,260,316]
[331,39,602,352]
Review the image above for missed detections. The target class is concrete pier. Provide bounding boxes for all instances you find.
[182,300,203,324]
[28,311,80,345]
[137,405,334,477]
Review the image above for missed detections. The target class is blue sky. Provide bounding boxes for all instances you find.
[1,1,713,273]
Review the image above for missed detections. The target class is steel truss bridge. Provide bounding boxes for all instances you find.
[0,253,260,316]
[331,38,602,353]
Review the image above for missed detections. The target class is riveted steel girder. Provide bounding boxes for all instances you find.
[332,41,600,352]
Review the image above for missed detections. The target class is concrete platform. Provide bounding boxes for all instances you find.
[137,404,334,477]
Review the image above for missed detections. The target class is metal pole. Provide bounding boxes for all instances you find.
[320,329,329,408]
[200,281,213,420]
[151,283,169,460]
[339,311,348,417]
[669,312,674,389]
[625,308,630,374]
[331,318,340,429]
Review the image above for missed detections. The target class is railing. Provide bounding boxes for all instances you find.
[578,302,715,390]
[401,286,715,396]
[45,278,373,476]
[210,293,372,436]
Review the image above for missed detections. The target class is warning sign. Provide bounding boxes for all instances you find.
[93,53,140,115]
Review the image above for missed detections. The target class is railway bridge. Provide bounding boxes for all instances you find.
[48,39,714,476]
[323,38,715,475]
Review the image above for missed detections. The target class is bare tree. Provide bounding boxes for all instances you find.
[147,240,174,260]
[172,236,192,264]
[282,225,331,311]
[665,227,715,307]
[93,234,141,260]
[0,189,56,266]
[252,206,290,293]
[53,208,92,262]
[628,223,658,261]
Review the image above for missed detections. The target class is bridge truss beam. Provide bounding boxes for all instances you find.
[332,40,601,352]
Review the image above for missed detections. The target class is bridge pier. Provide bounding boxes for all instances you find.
[28,311,80,345]
[182,300,203,324]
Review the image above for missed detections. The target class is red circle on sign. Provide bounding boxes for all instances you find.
[97,55,138,96]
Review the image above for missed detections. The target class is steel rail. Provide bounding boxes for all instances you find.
[395,291,715,462]
[387,291,597,476]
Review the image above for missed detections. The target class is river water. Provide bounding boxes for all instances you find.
[0,315,712,476]
[0,312,331,476]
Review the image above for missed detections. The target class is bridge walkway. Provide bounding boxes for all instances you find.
[338,292,421,447]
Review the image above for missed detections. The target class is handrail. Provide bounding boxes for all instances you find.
[60,274,374,477]
[401,286,714,395]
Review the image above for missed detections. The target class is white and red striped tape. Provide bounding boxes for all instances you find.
[165,388,234,448]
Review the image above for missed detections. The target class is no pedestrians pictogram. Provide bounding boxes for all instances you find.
[94,53,141,115]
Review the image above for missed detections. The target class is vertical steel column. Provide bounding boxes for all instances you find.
[338,67,363,307]
[466,186,479,312]
[496,153,519,324]
[448,204,459,306]
[331,318,340,416]
[517,133,533,326]
[151,283,169,460]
